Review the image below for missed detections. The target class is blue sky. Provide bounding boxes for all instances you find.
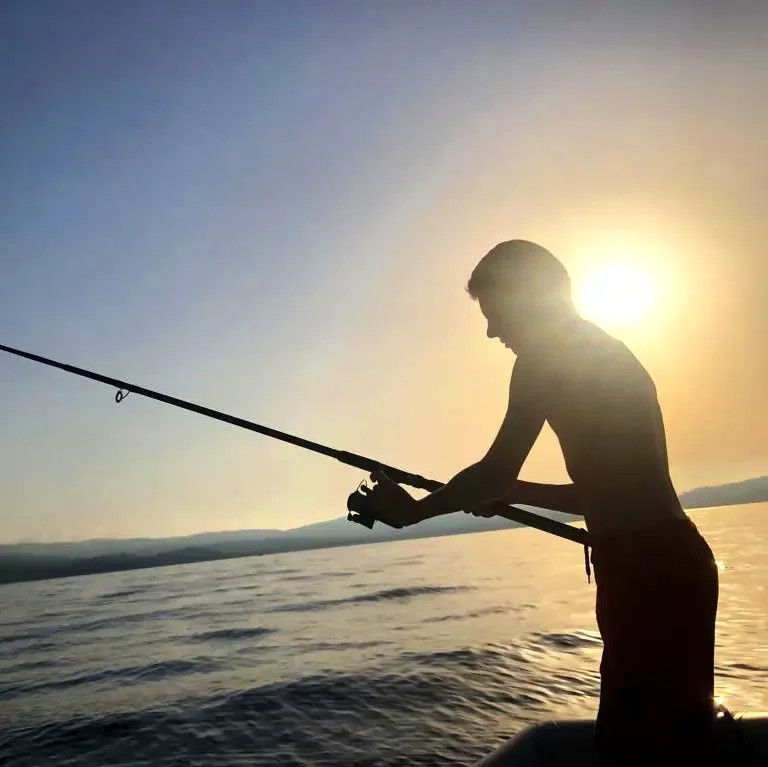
[1,1,766,542]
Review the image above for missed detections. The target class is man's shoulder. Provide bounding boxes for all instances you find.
[526,321,653,391]
[578,324,657,397]
[573,321,645,367]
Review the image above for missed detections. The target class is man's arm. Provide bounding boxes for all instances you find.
[414,359,546,523]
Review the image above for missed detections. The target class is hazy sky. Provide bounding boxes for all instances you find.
[1,1,766,543]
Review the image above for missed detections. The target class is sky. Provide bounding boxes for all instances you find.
[1,1,766,543]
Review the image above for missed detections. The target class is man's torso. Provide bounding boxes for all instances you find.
[524,320,684,535]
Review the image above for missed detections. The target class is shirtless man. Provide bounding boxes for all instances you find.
[368,240,719,763]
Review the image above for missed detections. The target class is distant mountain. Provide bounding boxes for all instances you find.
[0,507,577,585]
[679,475,768,509]
[0,529,281,558]
[2,474,765,586]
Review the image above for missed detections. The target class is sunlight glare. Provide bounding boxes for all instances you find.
[577,264,655,326]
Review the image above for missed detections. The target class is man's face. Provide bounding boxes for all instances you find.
[477,291,530,353]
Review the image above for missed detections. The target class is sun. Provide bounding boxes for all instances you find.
[577,264,655,326]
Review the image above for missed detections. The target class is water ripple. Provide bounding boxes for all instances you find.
[185,627,276,643]
[1,658,221,701]
[265,585,473,614]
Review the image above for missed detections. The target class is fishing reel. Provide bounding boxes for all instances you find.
[346,480,381,529]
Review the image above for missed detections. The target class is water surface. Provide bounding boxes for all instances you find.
[1,503,766,765]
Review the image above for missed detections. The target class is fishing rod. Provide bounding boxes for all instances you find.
[0,342,588,546]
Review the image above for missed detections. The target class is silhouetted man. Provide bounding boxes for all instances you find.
[369,240,719,763]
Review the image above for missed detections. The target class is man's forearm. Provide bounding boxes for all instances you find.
[415,460,511,522]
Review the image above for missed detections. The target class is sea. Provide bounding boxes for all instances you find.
[1,503,767,766]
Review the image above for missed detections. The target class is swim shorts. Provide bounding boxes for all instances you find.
[590,517,719,763]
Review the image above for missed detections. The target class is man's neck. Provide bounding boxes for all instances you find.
[518,313,585,358]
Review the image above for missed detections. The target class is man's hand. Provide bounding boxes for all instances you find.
[367,470,422,529]
[466,498,507,518]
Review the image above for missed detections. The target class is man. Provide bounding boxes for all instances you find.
[368,240,719,763]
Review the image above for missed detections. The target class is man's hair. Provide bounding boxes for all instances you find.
[467,240,571,303]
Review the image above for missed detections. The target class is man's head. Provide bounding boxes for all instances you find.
[467,240,575,353]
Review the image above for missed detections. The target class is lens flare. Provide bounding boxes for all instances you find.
[577,264,655,326]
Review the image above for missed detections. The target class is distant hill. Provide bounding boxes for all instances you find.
[1,474,765,585]
[0,507,576,585]
[0,528,282,559]
[679,475,768,509]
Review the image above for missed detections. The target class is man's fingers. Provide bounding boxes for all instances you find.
[468,502,498,518]
[371,470,401,492]
[370,468,389,484]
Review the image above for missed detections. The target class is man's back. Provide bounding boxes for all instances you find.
[528,319,684,535]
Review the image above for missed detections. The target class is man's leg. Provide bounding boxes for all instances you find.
[592,524,719,763]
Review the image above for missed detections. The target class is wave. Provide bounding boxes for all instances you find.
[0,638,602,766]
[0,710,154,756]
[293,639,390,652]
[1,658,220,701]
[729,662,768,673]
[265,585,473,614]
[402,645,517,671]
[2,657,60,673]
[199,641,595,734]
[393,556,425,565]
[421,605,510,624]
[96,586,153,601]
[532,630,602,651]
[185,627,276,643]
[0,605,219,645]
[1,639,60,657]
[280,569,353,582]
[717,661,768,681]
[211,582,267,595]
[264,566,304,576]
